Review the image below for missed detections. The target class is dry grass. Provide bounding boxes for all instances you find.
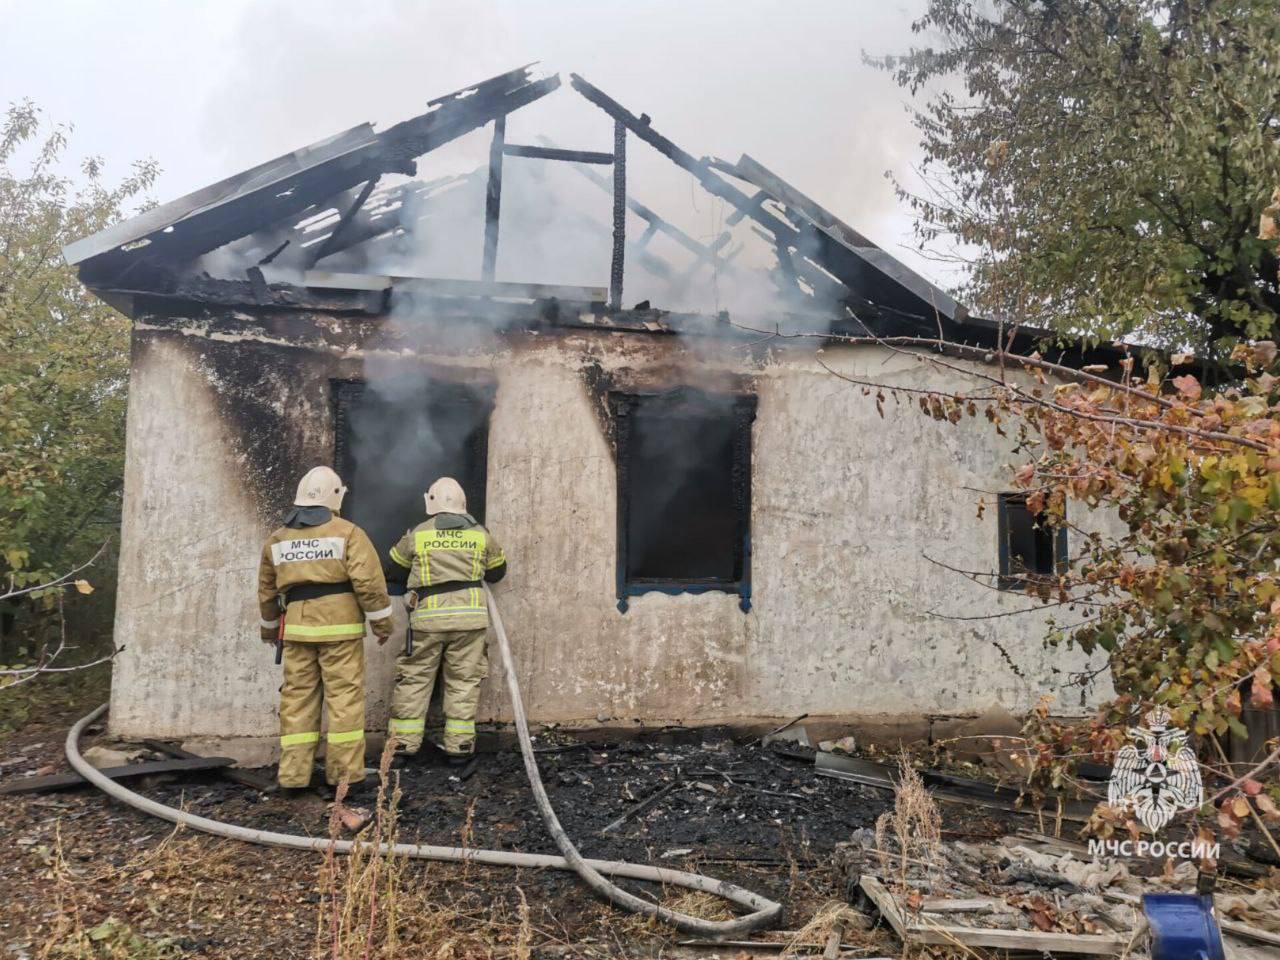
[36,824,192,959]
[875,750,942,891]
[312,742,570,959]
[780,900,873,958]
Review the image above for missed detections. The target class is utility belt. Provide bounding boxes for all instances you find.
[281,581,355,604]
[404,580,483,610]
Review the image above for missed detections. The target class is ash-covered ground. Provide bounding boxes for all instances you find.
[149,732,891,868]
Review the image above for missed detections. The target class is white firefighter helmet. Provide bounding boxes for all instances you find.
[294,466,347,513]
[425,476,467,516]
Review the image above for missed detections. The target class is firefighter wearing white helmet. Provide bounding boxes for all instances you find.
[386,476,507,765]
[257,466,394,793]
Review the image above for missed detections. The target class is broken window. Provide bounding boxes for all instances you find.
[611,388,755,612]
[332,378,493,586]
[997,493,1066,590]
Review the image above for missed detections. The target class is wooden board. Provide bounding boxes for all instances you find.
[860,876,1124,955]
[0,756,233,796]
[143,739,274,791]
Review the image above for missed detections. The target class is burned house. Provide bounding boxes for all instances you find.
[66,67,1118,757]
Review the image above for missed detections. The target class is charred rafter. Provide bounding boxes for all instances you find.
[482,118,506,281]
[68,66,560,282]
[503,144,614,164]
[610,121,626,310]
[567,73,963,328]
[305,173,474,264]
[539,136,739,281]
[307,177,381,267]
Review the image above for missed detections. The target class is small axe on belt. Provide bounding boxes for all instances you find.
[403,589,417,657]
[274,594,286,665]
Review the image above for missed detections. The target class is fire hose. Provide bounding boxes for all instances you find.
[64,585,783,938]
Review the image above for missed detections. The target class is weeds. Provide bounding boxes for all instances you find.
[313,743,557,959]
[874,749,942,891]
[36,825,185,960]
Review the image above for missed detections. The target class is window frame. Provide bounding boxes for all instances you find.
[331,376,494,523]
[610,386,756,613]
[997,492,1068,591]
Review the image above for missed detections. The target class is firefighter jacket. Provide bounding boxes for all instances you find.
[389,512,506,633]
[258,508,394,642]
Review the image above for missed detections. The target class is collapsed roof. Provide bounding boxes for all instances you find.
[64,64,1116,361]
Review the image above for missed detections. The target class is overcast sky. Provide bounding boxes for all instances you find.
[1,0,952,290]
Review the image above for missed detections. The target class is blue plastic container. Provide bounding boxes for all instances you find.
[1142,893,1226,960]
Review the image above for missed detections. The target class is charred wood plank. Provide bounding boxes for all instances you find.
[306,173,472,263]
[610,120,626,310]
[88,269,387,315]
[726,189,769,227]
[0,756,233,795]
[71,70,559,281]
[599,780,684,833]
[543,136,737,276]
[142,739,274,791]
[245,266,270,304]
[568,74,966,325]
[303,271,606,303]
[307,177,380,267]
[503,143,614,164]
[482,117,506,281]
[568,74,799,244]
[730,154,879,249]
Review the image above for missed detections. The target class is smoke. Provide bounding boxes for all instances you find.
[339,352,492,567]
[190,0,942,289]
[166,0,954,560]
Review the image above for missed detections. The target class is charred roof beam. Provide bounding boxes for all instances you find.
[305,173,473,265]
[306,176,381,267]
[503,144,614,164]
[568,73,963,327]
[539,134,740,280]
[68,66,560,282]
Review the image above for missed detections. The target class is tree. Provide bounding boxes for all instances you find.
[0,101,156,662]
[876,0,1280,356]
[730,311,1280,841]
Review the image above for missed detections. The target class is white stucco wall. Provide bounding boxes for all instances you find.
[108,313,1112,746]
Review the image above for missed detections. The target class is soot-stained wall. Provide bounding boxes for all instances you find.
[108,303,1111,749]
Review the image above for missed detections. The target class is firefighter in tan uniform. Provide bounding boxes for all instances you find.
[387,477,506,765]
[258,466,394,793]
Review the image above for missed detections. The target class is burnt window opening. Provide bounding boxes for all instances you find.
[612,388,755,613]
[333,378,493,591]
[997,493,1067,590]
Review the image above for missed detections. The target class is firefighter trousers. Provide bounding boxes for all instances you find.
[387,628,487,756]
[278,638,366,788]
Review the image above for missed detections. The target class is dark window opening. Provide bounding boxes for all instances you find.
[333,378,493,590]
[612,388,755,612]
[998,493,1067,590]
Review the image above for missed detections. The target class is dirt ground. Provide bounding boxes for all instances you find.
[0,685,1031,959]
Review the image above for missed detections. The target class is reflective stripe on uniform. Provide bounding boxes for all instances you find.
[327,729,364,744]
[444,718,475,734]
[260,618,280,629]
[366,603,393,621]
[389,718,425,734]
[485,552,505,569]
[281,731,320,746]
[389,546,411,568]
[412,606,485,617]
[284,622,365,637]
